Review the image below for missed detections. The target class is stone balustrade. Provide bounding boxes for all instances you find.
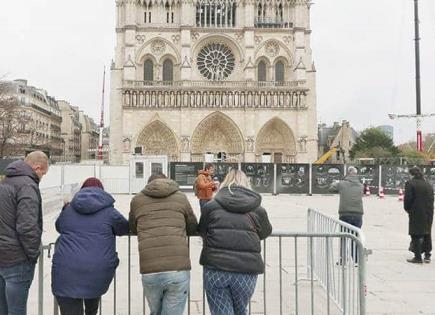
[122,80,309,109]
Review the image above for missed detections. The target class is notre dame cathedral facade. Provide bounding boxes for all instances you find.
[110,0,317,165]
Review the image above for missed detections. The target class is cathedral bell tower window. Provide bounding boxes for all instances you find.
[196,0,236,28]
[165,2,175,24]
[144,4,152,23]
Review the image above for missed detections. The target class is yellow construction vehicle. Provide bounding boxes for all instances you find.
[314,147,339,164]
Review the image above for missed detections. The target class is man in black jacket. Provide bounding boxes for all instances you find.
[404,167,434,264]
[0,151,48,315]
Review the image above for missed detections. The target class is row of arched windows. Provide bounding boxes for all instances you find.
[258,60,285,82]
[144,59,174,82]
[143,59,286,82]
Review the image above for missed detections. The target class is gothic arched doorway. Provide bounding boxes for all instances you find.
[256,117,296,163]
[136,120,179,161]
[190,112,244,162]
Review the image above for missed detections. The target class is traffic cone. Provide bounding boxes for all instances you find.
[364,185,371,197]
[379,186,385,199]
[398,188,404,201]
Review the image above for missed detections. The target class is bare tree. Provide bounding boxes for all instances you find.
[0,81,31,158]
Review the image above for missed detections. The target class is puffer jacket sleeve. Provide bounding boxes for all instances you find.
[181,194,198,236]
[111,208,130,236]
[251,206,273,240]
[128,199,138,236]
[55,210,65,234]
[16,184,42,262]
[404,181,414,213]
[329,180,340,193]
[198,203,213,238]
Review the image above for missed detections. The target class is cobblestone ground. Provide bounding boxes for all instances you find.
[29,193,435,315]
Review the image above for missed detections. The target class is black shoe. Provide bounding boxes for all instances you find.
[424,256,431,263]
[407,257,423,264]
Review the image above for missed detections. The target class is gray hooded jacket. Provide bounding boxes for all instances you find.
[0,160,42,267]
[330,175,364,216]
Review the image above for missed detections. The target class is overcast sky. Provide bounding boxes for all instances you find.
[1,0,435,145]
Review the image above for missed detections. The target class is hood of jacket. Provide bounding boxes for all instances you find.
[214,186,262,214]
[70,187,115,215]
[142,178,179,198]
[344,174,361,185]
[4,160,39,183]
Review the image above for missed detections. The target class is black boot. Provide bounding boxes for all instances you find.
[407,257,423,264]
[408,237,423,264]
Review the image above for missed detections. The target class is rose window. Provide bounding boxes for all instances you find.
[197,43,235,80]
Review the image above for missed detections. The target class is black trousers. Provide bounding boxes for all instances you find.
[56,296,100,315]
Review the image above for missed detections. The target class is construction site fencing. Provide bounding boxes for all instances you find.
[38,162,435,195]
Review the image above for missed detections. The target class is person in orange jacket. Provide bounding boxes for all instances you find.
[195,163,218,209]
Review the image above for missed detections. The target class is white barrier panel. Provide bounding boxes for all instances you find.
[100,165,130,194]
[40,165,62,189]
[63,165,96,186]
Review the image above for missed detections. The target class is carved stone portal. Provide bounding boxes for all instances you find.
[191,112,244,155]
[136,120,179,160]
[256,118,297,160]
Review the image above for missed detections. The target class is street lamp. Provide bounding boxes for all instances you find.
[387,0,434,152]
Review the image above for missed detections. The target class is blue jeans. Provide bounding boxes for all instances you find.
[141,271,190,315]
[0,261,36,315]
[204,267,257,315]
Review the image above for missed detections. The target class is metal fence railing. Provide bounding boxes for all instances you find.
[307,209,371,315]
[35,231,367,315]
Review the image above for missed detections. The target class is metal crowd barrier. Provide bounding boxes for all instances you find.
[307,209,371,315]
[36,232,367,315]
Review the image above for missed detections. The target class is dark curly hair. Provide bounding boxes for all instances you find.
[409,166,423,179]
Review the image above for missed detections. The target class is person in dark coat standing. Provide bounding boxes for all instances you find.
[51,178,129,315]
[404,167,434,264]
[0,151,49,315]
[199,169,272,315]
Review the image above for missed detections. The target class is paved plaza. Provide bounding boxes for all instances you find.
[30,193,435,315]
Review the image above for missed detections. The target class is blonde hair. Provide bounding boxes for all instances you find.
[220,169,251,193]
[24,151,49,168]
